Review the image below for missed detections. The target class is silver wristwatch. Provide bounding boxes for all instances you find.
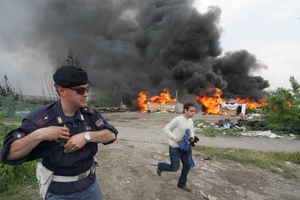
[84,132,92,142]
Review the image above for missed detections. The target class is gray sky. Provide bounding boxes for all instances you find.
[0,1,54,96]
[194,0,300,90]
[0,0,299,95]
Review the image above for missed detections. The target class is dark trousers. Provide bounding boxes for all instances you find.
[158,146,191,187]
[47,181,102,200]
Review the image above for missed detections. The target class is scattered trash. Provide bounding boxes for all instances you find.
[95,106,129,113]
[216,119,244,131]
[237,119,269,131]
[195,118,298,139]
[241,130,282,138]
[244,113,262,120]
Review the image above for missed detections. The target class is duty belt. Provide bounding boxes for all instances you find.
[52,164,96,182]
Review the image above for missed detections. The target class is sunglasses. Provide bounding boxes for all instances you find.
[69,87,90,95]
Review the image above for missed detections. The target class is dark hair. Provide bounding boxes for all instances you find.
[183,102,196,112]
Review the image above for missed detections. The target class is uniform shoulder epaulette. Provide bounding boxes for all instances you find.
[25,102,57,126]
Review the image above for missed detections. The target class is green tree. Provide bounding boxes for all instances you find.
[263,76,300,134]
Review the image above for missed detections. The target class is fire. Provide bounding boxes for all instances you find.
[150,89,177,104]
[137,89,176,112]
[137,91,148,112]
[195,88,224,115]
[196,88,268,115]
[236,98,268,109]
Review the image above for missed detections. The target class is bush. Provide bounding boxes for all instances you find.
[0,161,37,193]
[0,122,37,193]
[262,77,300,135]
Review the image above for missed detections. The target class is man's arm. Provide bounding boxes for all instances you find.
[89,129,116,143]
[84,108,118,144]
[63,125,117,153]
[7,126,70,160]
[163,117,182,142]
[7,130,43,160]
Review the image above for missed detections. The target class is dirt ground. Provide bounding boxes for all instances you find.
[97,112,300,200]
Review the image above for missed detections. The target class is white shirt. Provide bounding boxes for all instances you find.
[163,115,194,148]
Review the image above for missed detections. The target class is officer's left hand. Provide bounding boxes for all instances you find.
[64,133,87,153]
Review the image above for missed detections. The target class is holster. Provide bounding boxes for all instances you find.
[36,162,53,200]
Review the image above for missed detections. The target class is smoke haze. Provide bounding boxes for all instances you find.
[0,0,269,104]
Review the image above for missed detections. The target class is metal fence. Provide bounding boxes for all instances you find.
[0,96,46,118]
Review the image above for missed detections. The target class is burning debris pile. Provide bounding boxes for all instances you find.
[137,89,177,112]
[1,0,269,105]
[195,88,268,115]
[195,88,224,115]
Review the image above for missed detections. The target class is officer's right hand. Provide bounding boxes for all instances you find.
[36,126,70,141]
[175,137,183,143]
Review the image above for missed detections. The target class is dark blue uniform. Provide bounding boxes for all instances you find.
[0,101,118,195]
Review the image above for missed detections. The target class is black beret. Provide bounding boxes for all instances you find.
[53,65,88,88]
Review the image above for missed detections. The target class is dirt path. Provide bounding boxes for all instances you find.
[104,112,300,152]
[95,112,300,200]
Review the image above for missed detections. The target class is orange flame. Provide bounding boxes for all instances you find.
[196,88,268,115]
[236,98,268,109]
[137,91,148,112]
[150,89,177,104]
[137,89,176,112]
[195,88,224,115]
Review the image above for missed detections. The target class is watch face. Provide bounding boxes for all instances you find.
[84,133,91,141]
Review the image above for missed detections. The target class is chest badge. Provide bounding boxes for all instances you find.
[95,119,103,127]
[80,114,85,121]
[57,116,63,124]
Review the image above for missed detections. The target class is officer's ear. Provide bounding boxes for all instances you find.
[55,85,64,97]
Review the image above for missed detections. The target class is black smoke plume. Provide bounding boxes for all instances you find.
[0,0,269,105]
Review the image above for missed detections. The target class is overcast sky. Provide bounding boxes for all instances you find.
[194,0,300,90]
[0,0,299,95]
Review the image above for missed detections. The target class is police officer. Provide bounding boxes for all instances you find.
[0,65,118,200]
